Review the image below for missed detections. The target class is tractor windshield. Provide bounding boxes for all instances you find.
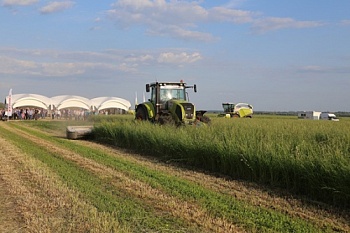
[160,85,186,102]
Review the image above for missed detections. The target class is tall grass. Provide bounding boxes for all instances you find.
[93,117,350,207]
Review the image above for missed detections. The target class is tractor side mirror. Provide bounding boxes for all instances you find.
[146,84,150,92]
[194,84,197,92]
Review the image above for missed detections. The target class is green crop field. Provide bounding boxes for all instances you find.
[92,114,350,208]
[1,115,349,232]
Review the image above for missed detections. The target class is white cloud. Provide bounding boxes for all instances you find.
[299,65,350,74]
[252,17,324,34]
[107,0,214,41]
[107,0,325,40]
[0,48,203,77]
[0,56,87,76]
[118,62,139,73]
[2,0,38,6]
[209,7,254,24]
[340,20,350,26]
[299,65,328,72]
[157,52,202,64]
[0,56,37,74]
[124,54,154,62]
[147,25,216,42]
[39,1,74,14]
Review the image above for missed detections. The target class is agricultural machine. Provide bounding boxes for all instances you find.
[135,81,210,126]
[218,102,253,118]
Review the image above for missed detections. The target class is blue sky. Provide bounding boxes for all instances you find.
[1,0,349,111]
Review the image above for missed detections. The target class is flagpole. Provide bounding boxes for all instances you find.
[7,88,13,121]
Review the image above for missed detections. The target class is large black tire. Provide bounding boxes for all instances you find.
[135,106,148,121]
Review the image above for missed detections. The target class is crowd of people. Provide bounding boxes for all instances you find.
[1,108,96,121]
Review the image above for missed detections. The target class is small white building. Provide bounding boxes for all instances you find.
[298,111,321,120]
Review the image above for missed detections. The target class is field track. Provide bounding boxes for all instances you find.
[0,121,349,232]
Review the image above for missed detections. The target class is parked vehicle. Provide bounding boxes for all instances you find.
[218,102,253,118]
[320,112,339,121]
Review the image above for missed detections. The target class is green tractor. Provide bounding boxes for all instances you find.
[135,81,210,126]
[219,102,253,118]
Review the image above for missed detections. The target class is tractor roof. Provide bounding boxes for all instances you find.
[149,82,186,87]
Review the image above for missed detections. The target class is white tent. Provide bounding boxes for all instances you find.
[51,95,92,110]
[5,94,51,110]
[91,97,131,112]
[4,93,131,112]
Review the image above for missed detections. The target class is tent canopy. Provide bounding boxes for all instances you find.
[91,97,131,111]
[5,94,131,112]
[51,95,92,110]
[6,94,51,110]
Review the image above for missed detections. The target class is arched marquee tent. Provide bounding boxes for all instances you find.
[4,94,131,113]
[91,97,131,112]
[5,94,51,110]
[51,95,92,110]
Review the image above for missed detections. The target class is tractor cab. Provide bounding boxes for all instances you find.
[146,82,196,114]
[222,103,235,113]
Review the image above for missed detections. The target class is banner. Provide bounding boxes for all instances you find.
[7,88,13,117]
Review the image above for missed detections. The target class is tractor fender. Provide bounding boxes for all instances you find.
[168,101,182,122]
[141,102,155,119]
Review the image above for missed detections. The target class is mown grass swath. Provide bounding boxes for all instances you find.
[91,116,350,208]
[0,124,190,232]
[9,121,327,232]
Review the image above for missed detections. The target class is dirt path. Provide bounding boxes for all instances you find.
[0,121,349,232]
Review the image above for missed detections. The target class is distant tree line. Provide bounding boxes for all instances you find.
[209,110,350,117]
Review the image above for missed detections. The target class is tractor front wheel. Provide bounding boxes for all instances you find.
[135,107,148,121]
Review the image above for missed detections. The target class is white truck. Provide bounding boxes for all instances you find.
[319,112,339,121]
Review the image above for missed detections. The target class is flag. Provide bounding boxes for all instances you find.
[7,88,13,117]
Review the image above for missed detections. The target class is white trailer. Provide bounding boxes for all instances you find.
[298,111,321,120]
[320,112,339,121]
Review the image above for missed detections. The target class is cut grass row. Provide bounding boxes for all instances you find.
[0,123,188,232]
[0,125,129,232]
[4,121,340,232]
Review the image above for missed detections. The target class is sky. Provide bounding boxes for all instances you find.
[0,0,349,112]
